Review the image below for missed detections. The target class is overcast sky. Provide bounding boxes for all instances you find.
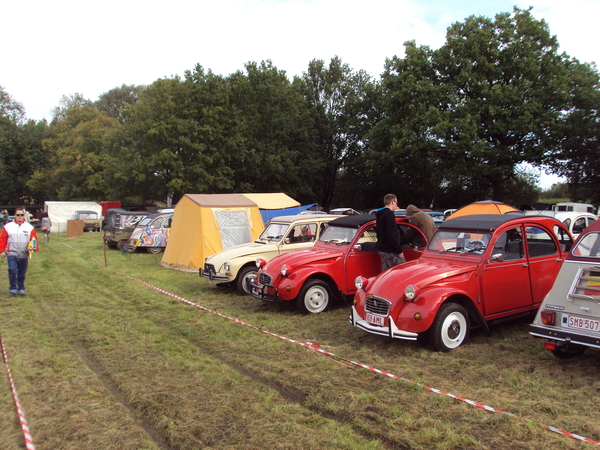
[3,0,598,188]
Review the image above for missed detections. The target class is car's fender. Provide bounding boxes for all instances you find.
[275,267,339,301]
[393,286,478,334]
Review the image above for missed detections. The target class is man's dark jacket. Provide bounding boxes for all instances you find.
[375,207,402,254]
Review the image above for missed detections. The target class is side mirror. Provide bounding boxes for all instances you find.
[353,244,362,252]
[491,253,504,262]
[284,237,291,244]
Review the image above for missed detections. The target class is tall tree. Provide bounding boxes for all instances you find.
[28,105,120,201]
[300,57,376,208]
[115,69,236,204]
[369,8,583,207]
[94,84,146,124]
[228,60,319,203]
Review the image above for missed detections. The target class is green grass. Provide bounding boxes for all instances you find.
[0,233,598,449]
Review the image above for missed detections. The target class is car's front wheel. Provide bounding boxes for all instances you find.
[147,246,164,254]
[297,279,332,314]
[430,303,469,352]
[236,265,257,296]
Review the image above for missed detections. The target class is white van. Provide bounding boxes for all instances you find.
[553,202,597,215]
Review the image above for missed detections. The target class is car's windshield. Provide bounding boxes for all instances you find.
[572,232,600,258]
[77,213,98,219]
[428,230,492,254]
[319,226,358,245]
[258,223,290,242]
[138,217,153,227]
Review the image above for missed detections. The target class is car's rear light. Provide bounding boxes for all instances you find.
[540,310,555,325]
[544,340,557,351]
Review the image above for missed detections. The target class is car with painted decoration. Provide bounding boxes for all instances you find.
[248,214,427,314]
[530,218,600,358]
[201,214,338,295]
[124,212,173,253]
[350,214,574,351]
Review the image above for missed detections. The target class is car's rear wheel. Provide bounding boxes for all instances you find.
[147,246,164,254]
[551,342,587,359]
[430,303,469,352]
[116,240,127,251]
[297,279,332,314]
[235,265,257,296]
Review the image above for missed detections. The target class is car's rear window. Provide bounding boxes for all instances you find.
[572,232,600,258]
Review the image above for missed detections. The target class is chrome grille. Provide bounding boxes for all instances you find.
[365,296,391,316]
[258,272,273,286]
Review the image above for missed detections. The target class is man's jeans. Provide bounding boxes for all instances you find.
[7,255,28,293]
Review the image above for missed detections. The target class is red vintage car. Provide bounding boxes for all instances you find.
[350,214,574,351]
[248,214,427,314]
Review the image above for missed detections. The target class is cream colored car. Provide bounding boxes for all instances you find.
[201,214,338,295]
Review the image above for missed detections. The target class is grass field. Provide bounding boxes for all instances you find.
[1,233,599,449]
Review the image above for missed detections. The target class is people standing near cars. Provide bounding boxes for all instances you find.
[375,193,405,271]
[402,204,436,245]
[0,207,38,297]
[40,212,52,243]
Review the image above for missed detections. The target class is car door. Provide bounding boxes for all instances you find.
[481,225,534,316]
[523,224,563,306]
[344,225,381,294]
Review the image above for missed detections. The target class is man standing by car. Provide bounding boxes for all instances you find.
[375,194,405,271]
[402,204,436,245]
[0,207,38,297]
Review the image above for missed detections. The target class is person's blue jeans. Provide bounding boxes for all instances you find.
[7,255,28,293]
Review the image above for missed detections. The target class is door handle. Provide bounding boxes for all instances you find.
[522,263,529,267]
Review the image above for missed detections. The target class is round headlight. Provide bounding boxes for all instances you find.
[281,264,290,277]
[405,284,418,301]
[223,262,231,272]
[256,258,266,268]
[355,276,368,290]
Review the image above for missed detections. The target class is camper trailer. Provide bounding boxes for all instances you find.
[553,202,597,215]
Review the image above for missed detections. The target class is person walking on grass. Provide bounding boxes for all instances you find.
[0,207,38,297]
[40,212,52,243]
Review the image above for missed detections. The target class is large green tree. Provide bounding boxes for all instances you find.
[28,104,120,201]
[115,69,237,204]
[369,8,589,208]
[227,60,320,203]
[300,57,377,208]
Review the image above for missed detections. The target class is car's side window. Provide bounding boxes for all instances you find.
[573,218,587,235]
[526,227,558,257]
[356,227,378,251]
[492,227,524,261]
[289,224,316,243]
[151,218,163,229]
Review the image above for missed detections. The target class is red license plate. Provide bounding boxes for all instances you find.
[366,312,385,326]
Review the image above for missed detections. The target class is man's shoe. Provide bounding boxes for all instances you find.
[17,290,25,296]
[9,292,16,298]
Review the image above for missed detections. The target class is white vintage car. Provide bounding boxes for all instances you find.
[530,218,600,358]
[555,212,596,239]
[201,214,338,295]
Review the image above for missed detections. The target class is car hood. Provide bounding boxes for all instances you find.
[205,241,280,265]
[364,257,478,297]
[264,246,343,273]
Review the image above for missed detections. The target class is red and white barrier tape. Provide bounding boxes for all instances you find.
[1,333,36,450]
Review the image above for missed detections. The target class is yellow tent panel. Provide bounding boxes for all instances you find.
[242,193,299,209]
[161,194,282,272]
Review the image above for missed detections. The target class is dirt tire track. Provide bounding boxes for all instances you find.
[37,301,174,450]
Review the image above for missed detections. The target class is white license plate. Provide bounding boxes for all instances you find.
[366,312,385,326]
[563,314,600,332]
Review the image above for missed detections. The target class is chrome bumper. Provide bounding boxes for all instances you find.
[349,306,418,341]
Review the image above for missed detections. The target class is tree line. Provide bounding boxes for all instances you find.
[1,8,598,211]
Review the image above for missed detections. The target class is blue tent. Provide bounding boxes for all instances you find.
[260,204,316,223]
